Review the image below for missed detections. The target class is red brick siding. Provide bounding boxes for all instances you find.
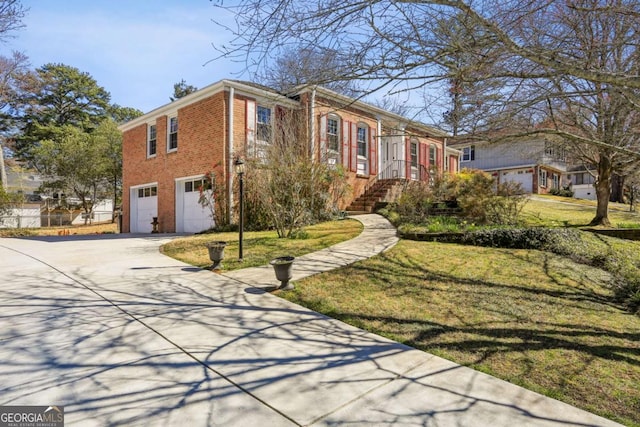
[313,100,379,205]
[122,91,229,232]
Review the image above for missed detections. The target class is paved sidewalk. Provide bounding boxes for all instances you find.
[223,214,398,288]
[0,215,623,426]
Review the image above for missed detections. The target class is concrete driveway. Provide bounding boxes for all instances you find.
[0,224,623,426]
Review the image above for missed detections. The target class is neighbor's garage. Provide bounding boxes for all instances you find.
[130,184,157,233]
[175,176,214,233]
[501,168,534,192]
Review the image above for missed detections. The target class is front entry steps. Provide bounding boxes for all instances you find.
[345,179,406,214]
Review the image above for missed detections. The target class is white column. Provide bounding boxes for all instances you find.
[228,86,235,220]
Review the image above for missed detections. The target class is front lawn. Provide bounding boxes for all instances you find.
[281,240,640,427]
[161,219,363,271]
[522,195,640,227]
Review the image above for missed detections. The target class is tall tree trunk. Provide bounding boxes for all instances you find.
[0,142,7,190]
[590,155,612,226]
[610,174,624,203]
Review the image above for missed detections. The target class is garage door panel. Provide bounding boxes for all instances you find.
[136,196,157,233]
[182,190,213,233]
[130,185,158,233]
[502,170,533,193]
[176,179,214,233]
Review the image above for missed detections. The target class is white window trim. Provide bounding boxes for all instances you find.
[429,144,437,169]
[357,124,368,159]
[462,145,474,162]
[167,115,178,153]
[256,105,272,143]
[327,114,341,165]
[539,169,548,187]
[131,182,159,190]
[356,123,369,176]
[131,182,159,198]
[410,140,418,168]
[147,123,157,158]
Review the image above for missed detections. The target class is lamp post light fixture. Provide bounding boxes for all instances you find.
[234,157,245,261]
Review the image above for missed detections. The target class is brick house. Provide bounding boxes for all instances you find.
[119,80,458,233]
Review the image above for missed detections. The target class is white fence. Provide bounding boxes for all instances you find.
[0,210,115,228]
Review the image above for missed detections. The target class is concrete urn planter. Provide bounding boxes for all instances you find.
[205,241,227,270]
[270,256,295,290]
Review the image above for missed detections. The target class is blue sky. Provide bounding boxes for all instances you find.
[7,1,243,113]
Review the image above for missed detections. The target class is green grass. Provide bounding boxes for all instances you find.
[281,240,640,426]
[522,195,640,227]
[161,219,362,271]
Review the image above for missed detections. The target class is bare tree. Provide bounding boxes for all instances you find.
[242,107,349,237]
[212,0,640,226]
[0,0,26,43]
[258,46,362,97]
[0,0,27,190]
[526,1,640,225]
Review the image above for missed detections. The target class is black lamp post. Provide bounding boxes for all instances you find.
[235,157,245,261]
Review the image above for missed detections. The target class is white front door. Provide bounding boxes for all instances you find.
[381,136,404,178]
[393,137,404,178]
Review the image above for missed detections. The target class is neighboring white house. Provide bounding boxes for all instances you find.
[566,167,597,200]
[449,138,567,194]
[71,199,114,225]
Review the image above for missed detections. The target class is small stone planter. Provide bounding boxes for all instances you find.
[269,256,295,290]
[205,241,227,270]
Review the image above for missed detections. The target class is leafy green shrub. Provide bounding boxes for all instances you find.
[461,227,582,251]
[443,169,527,225]
[451,169,495,222]
[388,169,527,227]
[549,187,574,197]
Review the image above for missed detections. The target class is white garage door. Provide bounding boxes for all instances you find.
[176,178,214,233]
[502,169,533,193]
[130,185,157,233]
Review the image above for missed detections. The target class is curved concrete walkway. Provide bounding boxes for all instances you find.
[223,214,398,289]
[0,215,622,426]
